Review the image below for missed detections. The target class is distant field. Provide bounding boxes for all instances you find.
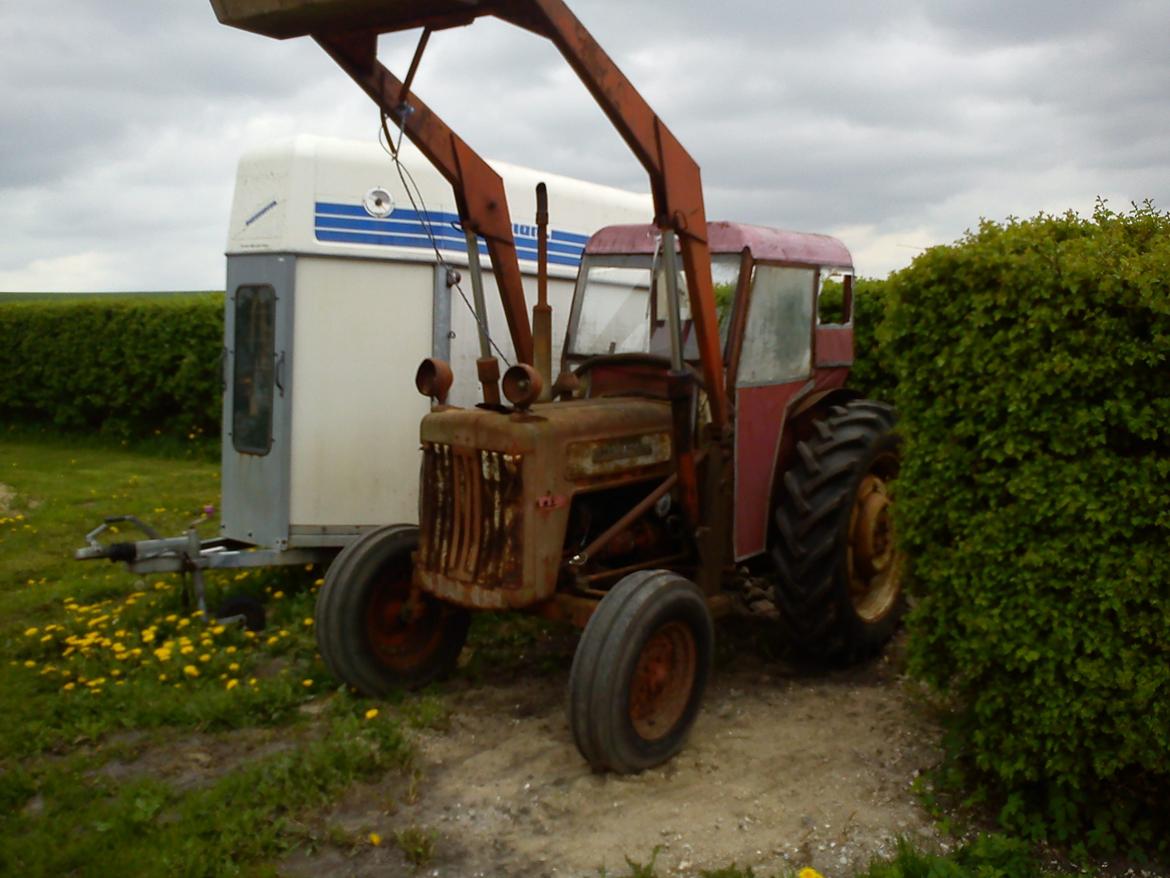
[0,291,222,302]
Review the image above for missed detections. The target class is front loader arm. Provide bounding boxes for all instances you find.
[314,29,534,366]
[211,0,726,429]
[493,0,728,433]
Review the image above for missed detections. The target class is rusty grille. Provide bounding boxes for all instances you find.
[419,443,523,587]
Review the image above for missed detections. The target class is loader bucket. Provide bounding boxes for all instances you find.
[209,0,489,39]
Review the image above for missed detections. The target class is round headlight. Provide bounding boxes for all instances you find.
[415,358,453,403]
[501,363,543,409]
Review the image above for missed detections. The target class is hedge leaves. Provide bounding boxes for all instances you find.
[0,295,222,440]
[886,202,1170,850]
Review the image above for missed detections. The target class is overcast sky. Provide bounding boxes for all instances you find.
[2,0,1167,291]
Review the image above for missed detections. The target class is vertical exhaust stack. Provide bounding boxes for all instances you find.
[533,182,553,400]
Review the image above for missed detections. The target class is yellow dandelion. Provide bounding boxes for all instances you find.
[159,674,168,682]
[365,708,379,720]
[63,682,76,691]
[799,869,824,878]
[142,630,155,643]
[211,625,225,635]
[273,591,285,600]
[302,679,313,688]
[228,662,240,672]
[199,654,211,663]
[226,646,237,654]
[226,679,239,690]
[23,659,36,668]
[248,677,258,686]
[183,665,200,678]
[180,645,195,655]
[23,627,38,637]
[369,832,382,847]
[303,617,314,627]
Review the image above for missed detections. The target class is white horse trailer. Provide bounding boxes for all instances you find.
[77,134,650,619]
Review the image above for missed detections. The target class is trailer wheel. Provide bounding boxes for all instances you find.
[772,399,905,662]
[315,525,470,695]
[568,570,713,773]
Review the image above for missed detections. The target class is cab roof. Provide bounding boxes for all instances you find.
[583,222,853,271]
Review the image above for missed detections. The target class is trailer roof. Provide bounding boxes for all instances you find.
[584,222,853,270]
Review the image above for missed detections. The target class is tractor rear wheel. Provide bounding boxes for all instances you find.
[771,400,904,662]
[568,570,714,773]
[315,524,470,695]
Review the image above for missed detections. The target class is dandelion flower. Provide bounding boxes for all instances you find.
[226,679,239,690]
[23,660,35,668]
[365,708,379,720]
[303,618,313,627]
[369,832,382,846]
[199,654,211,663]
[183,665,200,678]
[24,627,38,637]
[63,682,76,691]
[228,662,240,672]
[799,869,825,878]
[302,679,313,688]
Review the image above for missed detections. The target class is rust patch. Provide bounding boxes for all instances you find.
[418,443,523,592]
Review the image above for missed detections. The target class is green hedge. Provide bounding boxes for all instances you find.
[885,202,1170,851]
[0,295,223,441]
[819,276,895,400]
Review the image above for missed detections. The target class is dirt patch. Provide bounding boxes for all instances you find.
[94,726,300,793]
[293,638,943,878]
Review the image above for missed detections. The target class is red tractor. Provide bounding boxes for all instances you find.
[213,0,904,773]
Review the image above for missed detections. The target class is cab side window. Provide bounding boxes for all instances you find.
[737,266,815,385]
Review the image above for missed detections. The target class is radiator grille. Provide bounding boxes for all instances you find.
[419,443,523,586]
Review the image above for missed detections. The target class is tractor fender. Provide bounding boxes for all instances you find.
[766,386,865,518]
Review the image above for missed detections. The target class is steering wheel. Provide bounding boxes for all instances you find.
[570,352,706,396]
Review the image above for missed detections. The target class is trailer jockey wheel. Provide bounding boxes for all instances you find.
[568,570,713,773]
[771,399,905,663]
[217,594,266,632]
[315,525,470,696]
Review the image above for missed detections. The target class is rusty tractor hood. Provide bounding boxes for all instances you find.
[415,397,674,611]
[420,397,672,464]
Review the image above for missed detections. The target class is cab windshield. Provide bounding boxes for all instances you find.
[565,253,742,362]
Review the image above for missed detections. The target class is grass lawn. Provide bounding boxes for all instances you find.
[0,436,423,875]
[0,435,1079,878]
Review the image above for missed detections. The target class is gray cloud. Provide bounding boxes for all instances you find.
[2,0,1168,289]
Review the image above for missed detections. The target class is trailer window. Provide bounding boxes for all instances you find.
[232,285,276,455]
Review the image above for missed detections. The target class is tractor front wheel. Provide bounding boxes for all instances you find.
[315,524,470,695]
[772,400,905,662]
[568,570,714,773]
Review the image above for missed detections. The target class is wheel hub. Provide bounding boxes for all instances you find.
[628,621,697,742]
[846,462,904,623]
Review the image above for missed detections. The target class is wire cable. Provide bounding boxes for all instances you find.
[378,109,512,367]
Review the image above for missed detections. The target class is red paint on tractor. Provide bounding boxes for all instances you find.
[733,382,807,559]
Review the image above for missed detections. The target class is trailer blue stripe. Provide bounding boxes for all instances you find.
[312,202,588,265]
[314,229,584,267]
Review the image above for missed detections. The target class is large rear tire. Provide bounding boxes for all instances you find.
[568,570,714,773]
[771,400,905,662]
[315,525,470,695]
